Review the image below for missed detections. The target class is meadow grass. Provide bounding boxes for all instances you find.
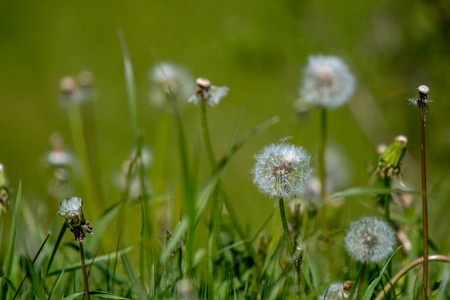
[0,37,449,300]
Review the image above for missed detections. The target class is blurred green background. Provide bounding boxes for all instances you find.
[1,1,450,251]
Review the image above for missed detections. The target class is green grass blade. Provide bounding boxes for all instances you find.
[46,222,68,275]
[13,233,50,299]
[48,246,133,276]
[117,29,139,140]
[362,247,401,300]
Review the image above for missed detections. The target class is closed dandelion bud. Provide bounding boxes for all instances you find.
[300,55,355,109]
[188,77,229,107]
[319,282,356,300]
[344,217,396,264]
[377,135,407,178]
[58,196,93,242]
[252,143,313,199]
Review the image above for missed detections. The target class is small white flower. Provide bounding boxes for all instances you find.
[252,143,313,199]
[345,217,396,263]
[188,78,229,107]
[300,55,355,109]
[149,62,194,107]
[318,282,356,300]
[58,196,82,220]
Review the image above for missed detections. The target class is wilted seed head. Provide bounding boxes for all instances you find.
[318,282,356,300]
[58,197,93,242]
[252,143,313,199]
[188,77,229,107]
[377,135,407,178]
[345,217,396,263]
[300,55,355,109]
[150,62,194,103]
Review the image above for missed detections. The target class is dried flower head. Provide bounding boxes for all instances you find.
[252,143,313,199]
[300,55,355,109]
[345,217,396,263]
[59,74,93,105]
[149,62,194,107]
[188,77,229,107]
[318,282,356,300]
[47,133,74,168]
[377,135,407,178]
[58,196,93,242]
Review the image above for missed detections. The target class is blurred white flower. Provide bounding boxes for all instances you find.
[188,78,229,107]
[345,217,396,263]
[58,196,82,220]
[252,143,313,199]
[300,55,355,109]
[149,62,194,107]
[318,282,356,300]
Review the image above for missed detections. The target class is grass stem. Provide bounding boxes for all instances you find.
[319,109,327,200]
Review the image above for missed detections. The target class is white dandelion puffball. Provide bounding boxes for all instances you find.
[252,143,313,199]
[345,217,396,263]
[300,55,355,109]
[149,62,194,107]
[318,282,355,300]
[58,196,83,219]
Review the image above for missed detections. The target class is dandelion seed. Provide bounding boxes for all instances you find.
[188,77,229,107]
[252,143,313,199]
[300,55,355,109]
[345,217,395,263]
[318,282,356,300]
[58,196,93,242]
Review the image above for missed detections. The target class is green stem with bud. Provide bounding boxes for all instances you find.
[79,241,91,300]
[279,197,301,300]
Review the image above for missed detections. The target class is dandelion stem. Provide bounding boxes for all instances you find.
[319,109,327,200]
[419,92,429,300]
[279,197,301,299]
[374,255,450,300]
[79,241,91,300]
[200,99,216,170]
[357,262,367,300]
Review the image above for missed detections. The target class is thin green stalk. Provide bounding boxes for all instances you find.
[79,242,91,300]
[279,197,301,299]
[374,255,450,300]
[418,90,429,300]
[319,109,327,200]
[201,99,216,170]
[357,262,367,300]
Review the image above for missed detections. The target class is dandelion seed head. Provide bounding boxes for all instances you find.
[417,85,430,95]
[300,55,355,109]
[189,77,229,107]
[252,143,313,199]
[58,196,82,220]
[149,62,194,107]
[345,217,396,263]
